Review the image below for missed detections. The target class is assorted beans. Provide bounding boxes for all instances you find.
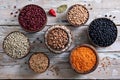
[2,4,118,74]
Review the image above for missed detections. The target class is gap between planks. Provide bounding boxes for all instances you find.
[1,24,120,26]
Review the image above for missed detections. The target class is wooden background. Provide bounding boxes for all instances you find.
[0,0,120,79]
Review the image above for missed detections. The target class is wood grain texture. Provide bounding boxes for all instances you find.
[0,0,120,79]
[0,0,120,25]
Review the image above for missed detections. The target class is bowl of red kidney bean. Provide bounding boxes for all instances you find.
[18,4,47,32]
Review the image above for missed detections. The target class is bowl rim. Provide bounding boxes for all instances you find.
[66,4,89,27]
[87,17,118,47]
[2,31,31,59]
[18,4,47,33]
[44,24,73,54]
[69,44,99,74]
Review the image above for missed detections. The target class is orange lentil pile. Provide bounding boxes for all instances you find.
[70,46,97,73]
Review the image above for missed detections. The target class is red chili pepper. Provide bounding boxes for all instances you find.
[48,9,56,17]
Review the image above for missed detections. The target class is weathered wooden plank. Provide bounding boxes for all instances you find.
[0,52,119,79]
[0,25,120,53]
[0,0,120,79]
[0,0,120,25]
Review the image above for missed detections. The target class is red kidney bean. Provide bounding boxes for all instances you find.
[18,4,47,32]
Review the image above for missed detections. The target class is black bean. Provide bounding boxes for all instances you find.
[88,18,117,47]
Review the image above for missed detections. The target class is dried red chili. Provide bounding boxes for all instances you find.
[18,4,47,32]
[49,9,56,17]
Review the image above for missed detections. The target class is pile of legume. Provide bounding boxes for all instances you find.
[47,28,68,50]
[67,4,89,26]
[45,25,72,53]
[70,44,98,73]
[29,52,49,73]
[18,4,47,32]
[3,31,30,59]
[88,18,117,47]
